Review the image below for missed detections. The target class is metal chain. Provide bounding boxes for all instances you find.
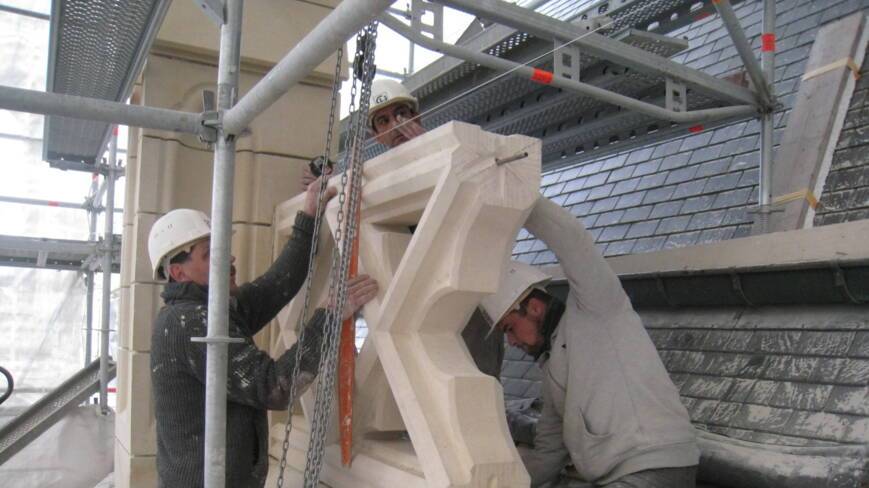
[302,22,379,488]
[274,42,345,488]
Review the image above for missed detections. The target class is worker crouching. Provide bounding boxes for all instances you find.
[482,196,700,487]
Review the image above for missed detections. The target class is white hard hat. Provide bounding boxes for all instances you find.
[148,209,212,282]
[479,261,551,328]
[368,79,419,126]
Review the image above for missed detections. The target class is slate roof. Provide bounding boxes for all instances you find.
[511,0,869,264]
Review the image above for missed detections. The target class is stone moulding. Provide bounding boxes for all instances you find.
[272,121,541,487]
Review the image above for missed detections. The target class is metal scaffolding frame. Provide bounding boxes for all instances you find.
[0,0,779,484]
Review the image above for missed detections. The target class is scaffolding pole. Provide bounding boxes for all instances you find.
[0,85,204,136]
[221,0,395,135]
[85,271,94,367]
[197,1,244,486]
[757,0,777,232]
[712,0,774,107]
[0,194,123,213]
[381,14,756,124]
[99,128,118,413]
[86,173,99,368]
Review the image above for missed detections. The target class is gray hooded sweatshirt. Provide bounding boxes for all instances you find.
[523,197,699,486]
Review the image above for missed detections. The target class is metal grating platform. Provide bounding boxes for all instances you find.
[44,0,170,168]
[0,234,120,272]
[353,0,750,166]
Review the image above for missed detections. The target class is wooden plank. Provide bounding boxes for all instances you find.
[761,12,868,234]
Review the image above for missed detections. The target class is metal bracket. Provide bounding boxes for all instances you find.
[192,0,225,25]
[191,336,246,344]
[830,261,864,304]
[200,90,220,144]
[411,0,443,42]
[729,270,754,306]
[554,42,581,81]
[574,16,612,33]
[665,78,687,113]
[746,205,784,216]
[654,275,676,307]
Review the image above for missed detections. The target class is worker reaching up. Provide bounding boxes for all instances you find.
[482,196,700,487]
[301,78,504,379]
[147,176,378,488]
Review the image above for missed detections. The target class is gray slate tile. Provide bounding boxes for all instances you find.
[633,159,662,176]
[664,231,701,249]
[697,226,736,245]
[660,153,692,171]
[615,192,646,210]
[712,188,753,209]
[593,210,623,227]
[704,173,743,194]
[636,173,667,190]
[657,215,692,234]
[626,220,660,239]
[682,195,716,214]
[643,185,677,205]
[681,131,714,152]
[612,177,641,196]
[599,224,631,242]
[604,239,636,257]
[590,196,619,214]
[632,236,666,254]
[622,205,654,223]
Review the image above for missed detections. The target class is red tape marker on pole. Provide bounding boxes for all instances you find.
[761,33,776,52]
[530,69,554,85]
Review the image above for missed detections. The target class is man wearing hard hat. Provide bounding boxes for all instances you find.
[300,78,427,188]
[147,178,378,488]
[367,78,427,148]
[300,78,504,379]
[482,197,699,487]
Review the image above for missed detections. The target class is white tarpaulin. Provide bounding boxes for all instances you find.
[0,406,113,488]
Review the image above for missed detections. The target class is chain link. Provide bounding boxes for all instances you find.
[274,41,345,488]
[266,21,378,488]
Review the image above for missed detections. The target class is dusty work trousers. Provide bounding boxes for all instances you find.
[556,466,697,488]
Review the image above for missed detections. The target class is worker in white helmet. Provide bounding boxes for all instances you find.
[299,78,504,378]
[300,78,426,189]
[147,177,378,488]
[367,78,426,148]
[482,197,699,487]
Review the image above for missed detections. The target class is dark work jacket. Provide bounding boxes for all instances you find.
[150,212,325,488]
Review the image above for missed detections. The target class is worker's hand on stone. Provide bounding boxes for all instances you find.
[341,274,378,320]
[395,114,426,141]
[302,172,336,217]
[300,165,317,192]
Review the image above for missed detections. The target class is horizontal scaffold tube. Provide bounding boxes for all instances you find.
[0,85,203,135]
